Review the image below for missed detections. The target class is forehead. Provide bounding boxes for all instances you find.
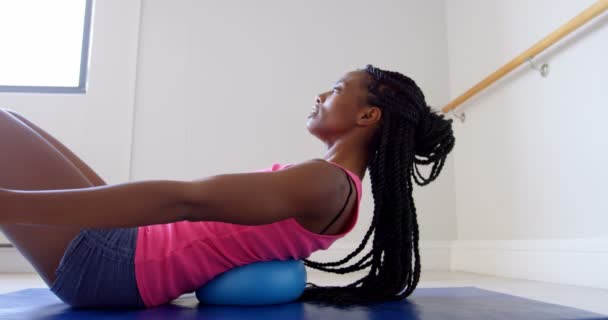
[336,70,369,91]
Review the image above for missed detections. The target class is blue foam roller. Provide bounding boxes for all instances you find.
[195,259,307,306]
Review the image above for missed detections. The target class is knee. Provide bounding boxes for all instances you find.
[0,109,17,125]
[2,108,22,119]
[0,109,32,128]
[0,108,21,122]
[0,107,16,115]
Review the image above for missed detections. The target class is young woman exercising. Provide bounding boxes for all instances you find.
[0,65,455,308]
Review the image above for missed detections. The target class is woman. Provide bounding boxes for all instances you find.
[0,65,455,309]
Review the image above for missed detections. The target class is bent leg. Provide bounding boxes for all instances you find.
[4,109,107,187]
[0,109,100,287]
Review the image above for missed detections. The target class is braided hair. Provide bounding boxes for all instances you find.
[298,65,456,305]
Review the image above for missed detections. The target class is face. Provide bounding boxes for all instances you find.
[307,70,380,143]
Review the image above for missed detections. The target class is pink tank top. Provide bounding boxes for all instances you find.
[134,161,363,307]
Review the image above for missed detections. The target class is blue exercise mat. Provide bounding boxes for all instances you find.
[0,286,606,320]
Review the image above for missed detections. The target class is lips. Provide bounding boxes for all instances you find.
[308,105,320,118]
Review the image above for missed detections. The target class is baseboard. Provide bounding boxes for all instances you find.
[450,237,608,290]
[305,240,453,275]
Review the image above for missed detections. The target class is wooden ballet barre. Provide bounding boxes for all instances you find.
[442,0,608,114]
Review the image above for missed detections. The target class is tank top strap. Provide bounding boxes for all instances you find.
[319,167,354,235]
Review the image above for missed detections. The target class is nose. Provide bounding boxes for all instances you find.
[316,93,327,105]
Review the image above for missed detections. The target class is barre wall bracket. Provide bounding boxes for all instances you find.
[527,57,550,77]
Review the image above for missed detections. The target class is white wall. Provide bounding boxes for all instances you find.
[446,0,608,288]
[130,0,456,255]
[0,0,142,244]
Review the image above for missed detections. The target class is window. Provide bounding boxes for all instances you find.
[0,0,93,93]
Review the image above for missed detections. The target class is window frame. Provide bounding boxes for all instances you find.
[0,0,93,94]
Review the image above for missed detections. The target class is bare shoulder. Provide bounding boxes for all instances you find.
[276,158,352,219]
[277,159,351,198]
[278,158,344,180]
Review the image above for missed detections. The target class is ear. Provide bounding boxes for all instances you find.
[357,107,382,127]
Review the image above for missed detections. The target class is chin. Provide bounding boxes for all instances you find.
[305,119,314,132]
[305,125,315,137]
[305,123,319,137]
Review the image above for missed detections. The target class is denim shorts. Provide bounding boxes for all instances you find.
[49,227,146,309]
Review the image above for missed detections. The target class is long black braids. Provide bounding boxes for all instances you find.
[298,65,456,305]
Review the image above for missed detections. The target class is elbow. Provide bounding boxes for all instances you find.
[182,178,216,222]
[181,181,199,222]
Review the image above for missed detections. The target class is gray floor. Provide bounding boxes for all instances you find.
[1,270,607,316]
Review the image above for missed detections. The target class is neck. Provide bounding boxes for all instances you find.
[323,138,369,180]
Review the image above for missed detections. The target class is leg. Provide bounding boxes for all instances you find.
[0,109,102,287]
[4,109,107,187]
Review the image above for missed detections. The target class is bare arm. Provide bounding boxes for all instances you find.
[0,159,348,228]
[1,180,191,228]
